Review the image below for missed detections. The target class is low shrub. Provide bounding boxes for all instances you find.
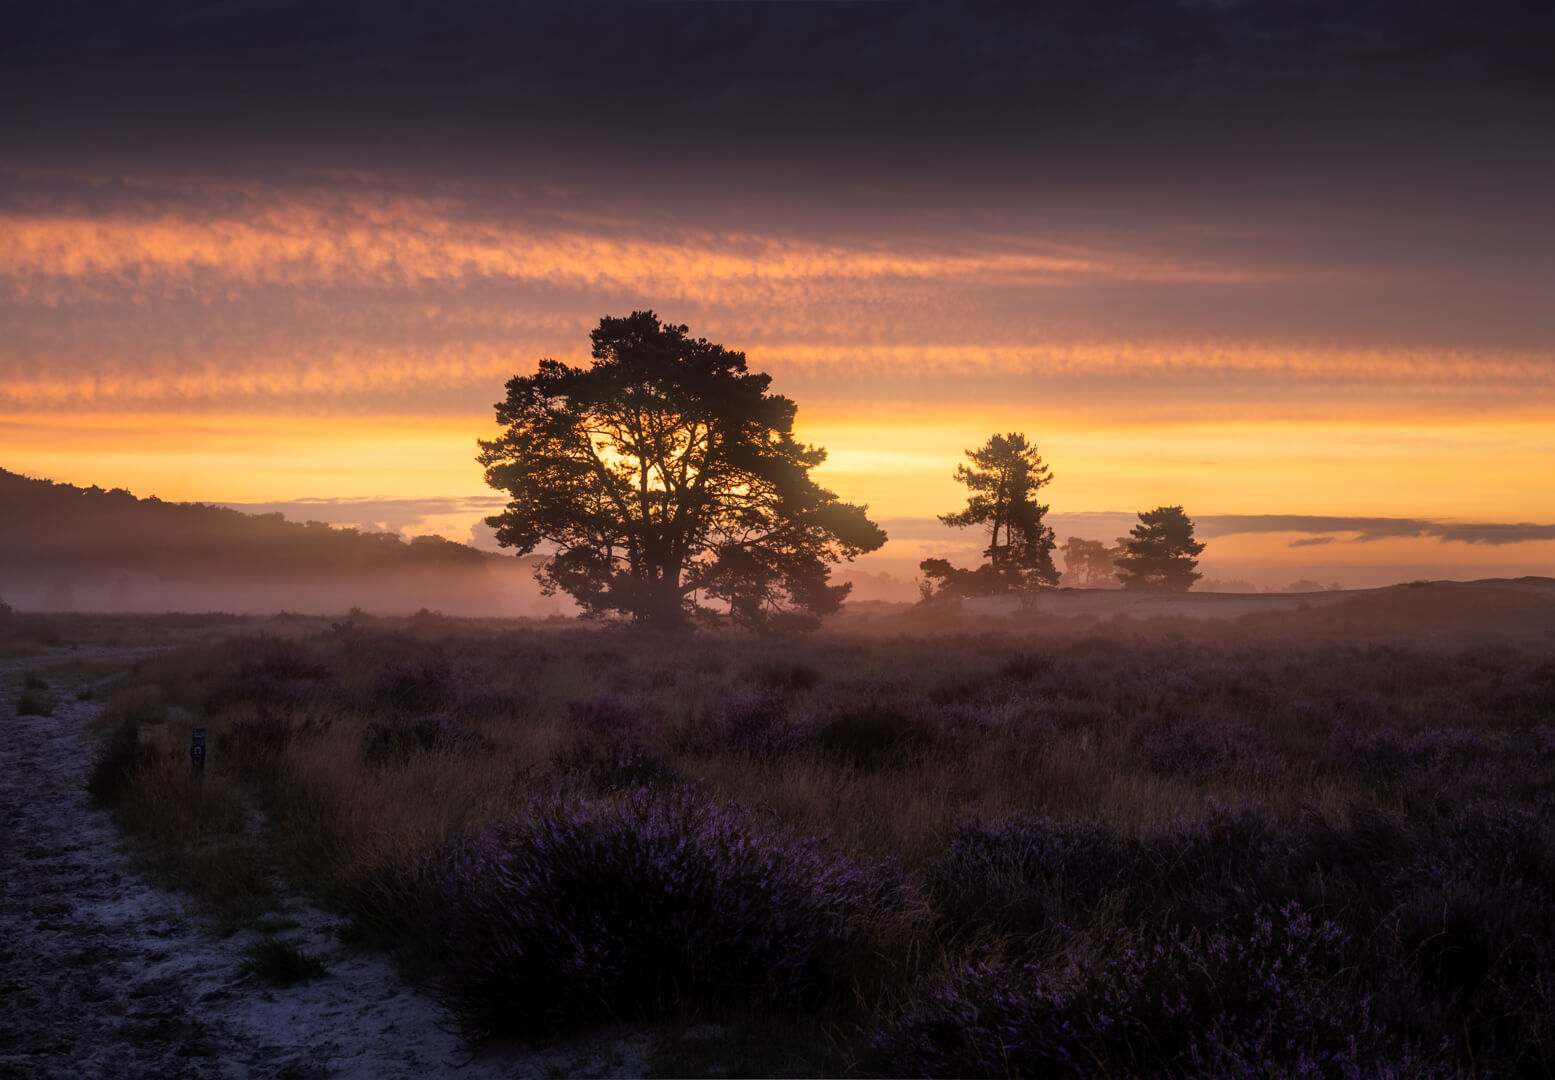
[366,658,456,715]
[239,936,329,985]
[87,719,160,805]
[206,636,335,710]
[701,688,803,757]
[866,903,1389,1079]
[97,684,168,728]
[1136,720,1283,781]
[1135,802,1295,927]
[226,708,297,780]
[15,686,53,716]
[745,659,821,691]
[1330,725,1490,780]
[807,702,938,769]
[929,814,1130,937]
[551,737,679,792]
[418,786,899,1038]
[564,694,658,738]
[362,711,487,766]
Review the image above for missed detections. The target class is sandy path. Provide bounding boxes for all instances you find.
[0,665,651,1080]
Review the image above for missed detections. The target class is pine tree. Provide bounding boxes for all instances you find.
[1115,506,1205,591]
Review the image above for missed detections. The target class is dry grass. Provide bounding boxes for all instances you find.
[86,602,1555,903]
[73,599,1555,1071]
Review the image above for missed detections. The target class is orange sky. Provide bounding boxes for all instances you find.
[2,178,1552,593]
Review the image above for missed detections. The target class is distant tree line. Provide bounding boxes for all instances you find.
[0,469,502,584]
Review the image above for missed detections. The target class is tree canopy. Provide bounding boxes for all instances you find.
[1060,535,1126,588]
[477,312,885,630]
[920,432,1058,600]
[1115,505,1205,591]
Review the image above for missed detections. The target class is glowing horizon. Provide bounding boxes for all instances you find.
[3,5,1551,595]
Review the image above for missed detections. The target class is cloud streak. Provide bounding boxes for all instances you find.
[1201,515,1555,546]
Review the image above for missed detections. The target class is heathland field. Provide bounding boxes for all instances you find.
[25,581,1555,1077]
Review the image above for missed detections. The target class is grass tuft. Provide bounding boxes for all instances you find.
[16,686,54,716]
[239,935,329,985]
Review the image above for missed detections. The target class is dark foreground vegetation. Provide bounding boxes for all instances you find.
[55,586,1555,1076]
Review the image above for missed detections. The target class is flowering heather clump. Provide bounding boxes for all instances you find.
[367,658,457,714]
[1137,719,1283,781]
[699,688,804,757]
[564,694,659,738]
[930,814,1130,936]
[866,903,1388,1079]
[1291,800,1555,1073]
[1329,724,1491,779]
[422,786,898,1038]
[206,636,335,710]
[1136,802,1295,927]
[806,700,939,769]
[743,658,820,691]
[551,737,679,792]
[552,695,675,789]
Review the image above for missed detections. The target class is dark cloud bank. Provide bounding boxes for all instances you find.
[6,2,1552,194]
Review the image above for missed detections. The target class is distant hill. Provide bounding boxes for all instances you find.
[0,469,551,615]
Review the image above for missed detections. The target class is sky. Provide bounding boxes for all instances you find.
[3,1,1553,595]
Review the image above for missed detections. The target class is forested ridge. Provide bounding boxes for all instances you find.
[0,469,497,583]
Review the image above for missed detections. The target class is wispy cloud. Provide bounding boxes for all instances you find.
[218,495,507,519]
[1201,515,1555,546]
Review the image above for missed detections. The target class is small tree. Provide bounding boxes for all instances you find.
[1115,506,1205,591]
[923,433,1058,598]
[478,312,886,630]
[1060,536,1127,588]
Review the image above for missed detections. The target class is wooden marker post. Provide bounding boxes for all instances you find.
[190,727,207,786]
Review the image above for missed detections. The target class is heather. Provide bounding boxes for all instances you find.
[414,786,903,1038]
[75,594,1555,1076]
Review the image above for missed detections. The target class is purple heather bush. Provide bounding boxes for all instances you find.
[743,658,821,691]
[866,902,1389,1079]
[1134,803,1298,929]
[1137,719,1284,781]
[805,698,941,769]
[205,635,335,711]
[564,693,659,738]
[366,656,457,715]
[420,786,903,1038]
[1329,724,1491,779]
[553,694,677,789]
[700,687,805,757]
[929,814,1131,937]
[551,737,680,792]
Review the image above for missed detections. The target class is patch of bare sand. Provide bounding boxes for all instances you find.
[0,668,652,1080]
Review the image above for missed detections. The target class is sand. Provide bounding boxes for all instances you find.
[0,657,651,1080]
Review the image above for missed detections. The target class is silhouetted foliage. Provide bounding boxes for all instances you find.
[0,468,503,609]
[1060,535,1126,588]
[478,312,885,630]
[1115,505,1205,591]
[921,432,1058,600]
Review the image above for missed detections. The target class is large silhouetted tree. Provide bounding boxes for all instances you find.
[477,312,885,630]
[1115,506,1205,591]
[921,432,1058,599]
